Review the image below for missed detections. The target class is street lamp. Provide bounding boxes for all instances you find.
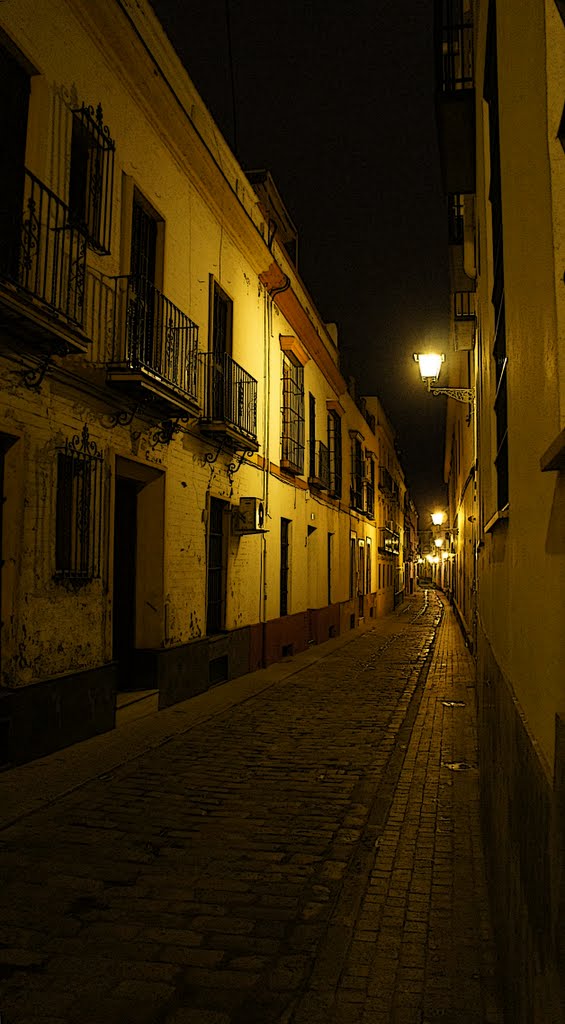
[434,537,444,548]
[413,352,475,404]
[431,511,446,526]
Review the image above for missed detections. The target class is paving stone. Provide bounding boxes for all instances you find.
[0,593,503,1024]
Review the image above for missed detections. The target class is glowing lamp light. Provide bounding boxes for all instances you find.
[431,511,446,526]
[434,537,444,548]
[413,352,444,382]
[413,352,475,404]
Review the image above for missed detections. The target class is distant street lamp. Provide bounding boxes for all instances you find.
[434,537,444,548]
[431,511,446,526]
[413,352,475,404]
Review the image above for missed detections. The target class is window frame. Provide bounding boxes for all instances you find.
[54,425,103,585]
[69,102,115,254]
[281,356,305,474]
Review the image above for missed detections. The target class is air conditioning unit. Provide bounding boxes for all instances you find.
[232,497,267,534]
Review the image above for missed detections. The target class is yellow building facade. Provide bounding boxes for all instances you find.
[437,0,565,1018]
[0,0,413,766]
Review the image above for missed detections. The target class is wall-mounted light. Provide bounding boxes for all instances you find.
[434,537,444,548]
[431,511,446,526]
[413,352,475,405]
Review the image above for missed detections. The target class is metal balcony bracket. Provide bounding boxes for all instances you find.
[105,406,139,429]
[203,441,227,466]
[152,416,188,447]
[429,385,475,404]
[227,449,254,483]
[21,352,53,391]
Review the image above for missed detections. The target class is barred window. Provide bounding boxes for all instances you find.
[69,102,115,254]
[328,410,342,498]
[55,425,103,583]
[281,357,304,473]
[350,437,364,511]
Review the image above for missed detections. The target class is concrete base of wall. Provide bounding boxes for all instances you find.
[0,663,117,768]
[157,627,251,709]
[477,626,564,1023]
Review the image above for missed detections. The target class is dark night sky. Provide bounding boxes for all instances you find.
[150,0,449,517]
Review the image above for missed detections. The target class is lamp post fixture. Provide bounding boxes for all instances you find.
[431,510,446,526]
[413,352,475,405]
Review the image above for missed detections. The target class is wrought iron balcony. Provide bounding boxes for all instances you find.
[199,351,259,451]
[379,524,400,556]
[107,274,200,417]
[0,169,89,352]
[308,440,330,490]
[434,0,475,194]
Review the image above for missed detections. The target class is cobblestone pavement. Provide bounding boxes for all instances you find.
[0,591,504,1024]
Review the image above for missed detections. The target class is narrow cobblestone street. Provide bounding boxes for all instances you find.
[0,591,503,1024]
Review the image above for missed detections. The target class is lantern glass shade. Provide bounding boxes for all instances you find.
[415,352,444,381]
[431,511,445,526]
[434,537,444,548]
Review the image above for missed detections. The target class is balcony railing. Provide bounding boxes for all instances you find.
[437,1,474,93]
[110,274,200,405]
[453,290,475,320]
[0,169,87,330]
[200,351,258,445]
[309,440,330,489]
[379,525,400,556]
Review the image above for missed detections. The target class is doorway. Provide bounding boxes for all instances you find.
[112,458,164,693]
[113,477,137,689]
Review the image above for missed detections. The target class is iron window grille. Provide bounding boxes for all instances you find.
[309,439,330,489]
[55,425,103,584]
[365,457,375,518]
[350,438,365,512]
[328,411,342,498]
[281,358,305,473]
[69,102,115,254]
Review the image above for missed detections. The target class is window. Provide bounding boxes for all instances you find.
[309,393,316,478]
[484,0,508,511]
[207,497,226,634]
[69,102,115,253]
[350,435,364,511]
[281,357,304,473]
[365,454,375,518]
[127,191,160,369]
[366,538,372,593]
[280,518,291,616]
[349,536,356,600]
[0,42,30,280]
[55,425,103,583]
[448,193,465,244]
[327,532,333,605]
[207,281,234,421]
[328,410,342,498]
